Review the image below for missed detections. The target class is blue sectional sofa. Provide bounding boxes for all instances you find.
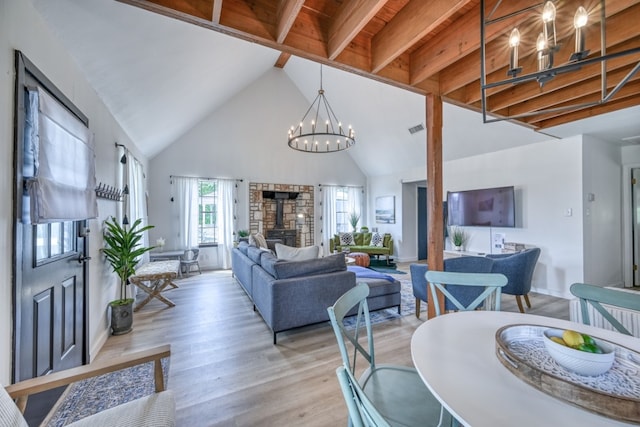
[231,242,401,343]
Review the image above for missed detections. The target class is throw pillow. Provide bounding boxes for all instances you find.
[275,243,320,261]
[339,232,355,246]
[370,232,384,247]
[249,233,268,249]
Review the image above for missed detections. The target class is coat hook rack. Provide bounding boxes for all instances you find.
[95,182,123,201]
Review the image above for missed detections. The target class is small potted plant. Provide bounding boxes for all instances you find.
[449,226,469,251]
[102,217,155,335]
[237,229,250,243]
[349,212,360,233]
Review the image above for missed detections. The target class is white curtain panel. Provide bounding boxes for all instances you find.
[24,87,97,223]
[128,156,150,260]
[171,176,199,249]
[322,186,339,256]
[217,179,235,269]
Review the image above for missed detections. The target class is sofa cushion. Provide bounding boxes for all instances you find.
[275,243,319,261]
[370,232,383,247]
[260,252,281,277]
[237,241,250,255]
[249,232,269,249]
[247,245,265,263]
[339,232,355,246]
[273,253,346,279]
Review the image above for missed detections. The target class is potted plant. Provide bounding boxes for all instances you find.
[349,212,360,232]
[102,217,155,335]
[237,229,250,243]
[448,226,469,251]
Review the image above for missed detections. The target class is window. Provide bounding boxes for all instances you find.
[198,179,218,244]
[35,221,76,264]
[335,188,350,233]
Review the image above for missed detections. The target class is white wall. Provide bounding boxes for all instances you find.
[0,0,147,384]
[147,68,367,267]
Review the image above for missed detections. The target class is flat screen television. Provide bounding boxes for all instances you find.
[447,186,515,227]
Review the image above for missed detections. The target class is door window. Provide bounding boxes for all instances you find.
[35,221,76,265]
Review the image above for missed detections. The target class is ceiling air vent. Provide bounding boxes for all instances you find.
[408,123,425,135]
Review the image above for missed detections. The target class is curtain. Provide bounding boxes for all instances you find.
[172,176,199,249]
[24,87,97,223]
[322,186,339,257]
[128,155,149,257]
[217,179,235,269]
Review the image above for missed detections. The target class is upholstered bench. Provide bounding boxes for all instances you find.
[347,266,401,314]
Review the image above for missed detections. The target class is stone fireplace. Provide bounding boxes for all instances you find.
[249,183,314,247]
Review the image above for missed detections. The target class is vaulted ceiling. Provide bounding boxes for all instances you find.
[119,0,640,131]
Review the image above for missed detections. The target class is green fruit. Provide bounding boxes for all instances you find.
[563,329,584,347]
[582,334,596,346]
[575,343,603,354]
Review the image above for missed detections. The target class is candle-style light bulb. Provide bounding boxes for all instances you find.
[326,120,329,132]
[542,1,557,49]
[537,32,548,71]
[573,6,588,57]
[508,28,521,76]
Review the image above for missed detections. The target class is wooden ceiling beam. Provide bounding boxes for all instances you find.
[371,0,471,74]
[327,0,386,60]
[496,64,640,118]
[535,89,640,130]
[525,79,640,126]
[410,0,534,86]
[212,0,222,24]
[276,0,305,44]
[274,52,292,68]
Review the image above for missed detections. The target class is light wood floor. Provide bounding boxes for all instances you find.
[97,264,569,426]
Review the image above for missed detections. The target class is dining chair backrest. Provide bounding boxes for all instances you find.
[426,271,508,316]
[570,283,640,336]
[182,249,199,261]
[327,283,375,374]
[335,366,391,427]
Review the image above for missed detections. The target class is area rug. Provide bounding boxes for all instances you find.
[343,278,425,328]
[42,357,170,427]
[368,259,407,275]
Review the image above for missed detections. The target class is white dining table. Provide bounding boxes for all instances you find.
[411,311,640,427]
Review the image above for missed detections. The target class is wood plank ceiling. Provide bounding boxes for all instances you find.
[118,0,640,131]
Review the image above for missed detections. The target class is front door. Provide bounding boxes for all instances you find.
[13,52,88,381]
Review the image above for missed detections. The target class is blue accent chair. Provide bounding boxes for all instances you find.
[486,248,541,313]
[411,256,494,318]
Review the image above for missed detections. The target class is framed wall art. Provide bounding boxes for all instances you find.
[375,196,395,224]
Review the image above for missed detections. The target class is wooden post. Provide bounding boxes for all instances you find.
[426,93,444,319]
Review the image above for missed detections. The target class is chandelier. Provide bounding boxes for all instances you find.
[288,65,355,153]
[480,0,640,123]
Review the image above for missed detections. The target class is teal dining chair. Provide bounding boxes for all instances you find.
[328,283,450,427]
[426,271,508,316]
[570,283,640,336]
[335,365,391,427]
